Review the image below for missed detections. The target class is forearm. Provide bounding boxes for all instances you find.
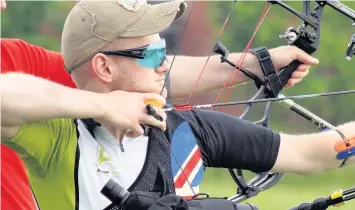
[306,122,355,171]
[1,72,104,126]
[168,52,261,99]
[274,121,355,175]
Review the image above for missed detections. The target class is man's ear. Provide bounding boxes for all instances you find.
[91,53,115,84]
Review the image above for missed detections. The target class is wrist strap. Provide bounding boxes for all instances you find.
[248,47,283,97]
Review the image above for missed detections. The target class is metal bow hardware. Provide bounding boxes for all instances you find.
[152,0,355,209]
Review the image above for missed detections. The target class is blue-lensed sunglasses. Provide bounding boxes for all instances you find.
[99,39,167,69]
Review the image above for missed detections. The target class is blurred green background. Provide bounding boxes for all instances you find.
[1,1,355,210]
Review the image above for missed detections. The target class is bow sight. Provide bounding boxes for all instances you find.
[269,0,355,61]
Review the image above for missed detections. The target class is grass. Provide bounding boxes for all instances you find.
[199,167,355,210]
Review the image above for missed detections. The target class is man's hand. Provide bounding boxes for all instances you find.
[96,91,167,138]
[268,45,320,88]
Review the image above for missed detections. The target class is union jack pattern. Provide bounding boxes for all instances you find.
[170,122,205,199]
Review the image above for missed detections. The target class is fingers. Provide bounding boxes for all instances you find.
[292,64,309,79]
[125,128,144,138]
[140,115,166,131]
[125,107,166,138]
[291,46,319,65]
[126,124,145,138]
[155,108,167,122]
[142,93,167,131]
[284,64,309,88]
[140,107,167,131]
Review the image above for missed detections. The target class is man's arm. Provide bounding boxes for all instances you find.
[1,73,166,139]
[167,53,260,99]
[185,109,354,175]
[185,109,280,173]
[167,46,319,99]
[1,73,104,138]
[273,122,355,175]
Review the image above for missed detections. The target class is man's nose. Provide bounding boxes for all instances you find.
[155,56,169,74]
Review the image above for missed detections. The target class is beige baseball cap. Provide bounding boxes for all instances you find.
[61,0,187,72]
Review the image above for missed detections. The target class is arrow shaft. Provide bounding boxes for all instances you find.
[164,90,355,112]
[278,94,336,130]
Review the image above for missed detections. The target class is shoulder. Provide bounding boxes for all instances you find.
[1,38,60,59]
[1,38,76,88]
[1,38,61,74]
[1,38,60,55]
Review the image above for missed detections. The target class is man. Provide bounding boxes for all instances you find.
[3,1,353,210]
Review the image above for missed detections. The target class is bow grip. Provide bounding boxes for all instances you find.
[277,60,302,87]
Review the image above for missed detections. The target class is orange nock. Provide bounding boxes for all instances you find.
[144,100,163,108]
[334,136,355,152]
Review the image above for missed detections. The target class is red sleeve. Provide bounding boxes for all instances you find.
[1,145,39,210]
[1,38,76,88]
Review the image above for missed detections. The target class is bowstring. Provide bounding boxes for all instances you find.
[160,2,195,96]
[158,1,198,196]
[215,3,271,112]
[185,0,239,105]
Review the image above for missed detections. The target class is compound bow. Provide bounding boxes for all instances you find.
[156,0,355,209]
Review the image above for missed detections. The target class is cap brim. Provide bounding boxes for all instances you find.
[121,0,187,37]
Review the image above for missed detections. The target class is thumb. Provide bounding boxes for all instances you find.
[293,46,319,65]
[124,125,144,138]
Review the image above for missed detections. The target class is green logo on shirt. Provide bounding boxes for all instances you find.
[98,145,111,165]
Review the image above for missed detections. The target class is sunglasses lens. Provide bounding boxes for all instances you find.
[137,40,166,69]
